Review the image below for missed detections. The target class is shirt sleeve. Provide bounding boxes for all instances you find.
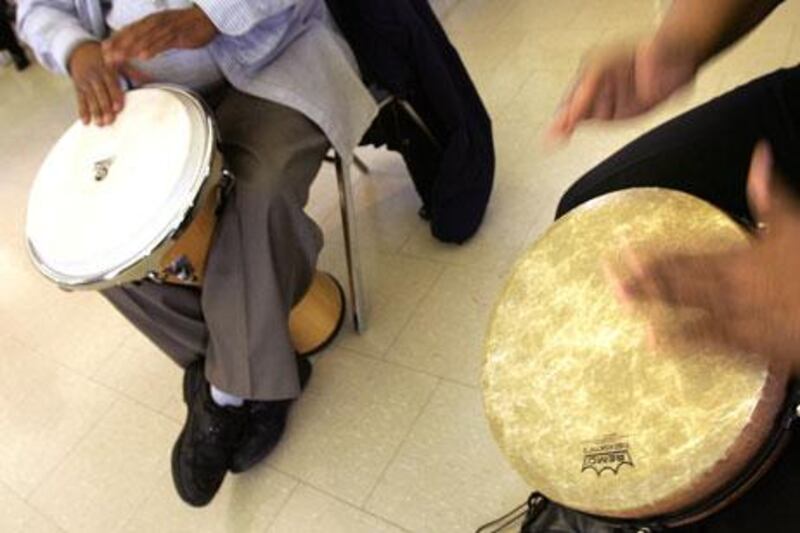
[192,0,298,36]
[16,0,97,74]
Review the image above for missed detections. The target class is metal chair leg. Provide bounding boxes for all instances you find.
[353,154,370,175]
[397,99,442,150]
[334,153,366,332]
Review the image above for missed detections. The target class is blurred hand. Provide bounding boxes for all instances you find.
[68,42,148,126]
[611,143,800,368]
[549,38,699,140]
[102,6,217,67]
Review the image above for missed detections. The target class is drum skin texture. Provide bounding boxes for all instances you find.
[482,189,787,519]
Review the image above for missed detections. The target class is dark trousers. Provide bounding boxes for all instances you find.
[0,0,28,69]
[552,66,800,532]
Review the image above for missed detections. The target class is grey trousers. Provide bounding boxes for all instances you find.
[102,87,330,401]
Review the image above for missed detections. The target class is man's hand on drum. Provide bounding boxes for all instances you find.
[68,42,130,126]
[612,142,800,367]
[101,6,217,67]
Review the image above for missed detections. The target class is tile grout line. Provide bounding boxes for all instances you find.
[261,477,303,532]
[359,377,443,513]
[342,342,480,390]
[23,395,121,514]
[261,468,414,533]
[371,264,449,359]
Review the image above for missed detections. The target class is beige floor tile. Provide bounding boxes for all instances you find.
[787,26,800,66]
[122,467,297,533]
[9,291,134,376]
[317,247,444,357]
[569,0,661,33]
[0,335,117,497]
[0,480,62,533]
[365,382,529,533]
[91,332,184,412]
[706,24,795,91]
[268,484,405,533]
[160,392,188,423]
[442,0,518,36]
[29,399,178,533]
[499,0,585,34]
[384,262,514,386]
[267,349,438,506]
[399,181,549,273]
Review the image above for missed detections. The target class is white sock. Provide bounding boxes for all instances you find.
[210,385,245,407]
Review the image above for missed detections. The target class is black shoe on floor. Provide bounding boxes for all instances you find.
[12,54,29,71]
[229,358,313,474]
[172,363,246,507]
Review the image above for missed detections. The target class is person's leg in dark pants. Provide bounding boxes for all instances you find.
[556,66,800,225]
[553,66,800,532]
[0,0,29,70]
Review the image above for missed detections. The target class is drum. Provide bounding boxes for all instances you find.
[483,188,797,528]
[27,86,224,288]
[26,85,343,356]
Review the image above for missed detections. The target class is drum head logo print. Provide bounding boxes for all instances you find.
[581,436,634,476]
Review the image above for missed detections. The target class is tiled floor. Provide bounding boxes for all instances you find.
[2,1,800,532]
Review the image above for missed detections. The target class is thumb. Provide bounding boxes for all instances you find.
[747,141,797,231]
[747,141,773,226]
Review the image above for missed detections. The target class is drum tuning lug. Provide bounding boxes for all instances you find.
[147,271,166,284]
[167,255,196,283]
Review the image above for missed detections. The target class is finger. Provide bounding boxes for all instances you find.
[747,141,774,228]
[104,18,159,65]
[89,78,114,125]
[83,85,103,125]
[548,76,582,138]
[76,90,90,124]
[588,82,616,121]
[562,68,604,134]
[621,251,737,313]
[546,112,571,142]
[101,69,124,113]
[678,314,768,357]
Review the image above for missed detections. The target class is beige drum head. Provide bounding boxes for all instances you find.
[26,87,214,288]
[483,189,787,519]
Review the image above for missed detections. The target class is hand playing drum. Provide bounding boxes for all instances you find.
[67,6,217,127]
[610,143,800,369]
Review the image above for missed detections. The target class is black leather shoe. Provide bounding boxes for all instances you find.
[12,54,30,71]
[229,358,312,474]
[172,363,246,507]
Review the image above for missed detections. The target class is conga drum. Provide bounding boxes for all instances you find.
[26,85,343,357]
[483,188,799,529]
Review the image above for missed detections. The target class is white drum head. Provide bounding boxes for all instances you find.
[26,87,213,288]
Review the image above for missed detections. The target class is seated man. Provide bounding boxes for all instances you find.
[534,0,800,531]
[18,0,376,507]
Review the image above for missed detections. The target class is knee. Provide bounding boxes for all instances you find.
[555,185,581,220]
[555,175,598,220]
